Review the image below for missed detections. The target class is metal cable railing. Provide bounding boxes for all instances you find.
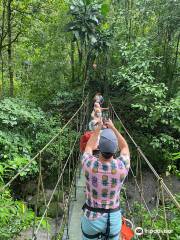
[1,95,89,191]
[109,101,180,210]
[31,96,89,239]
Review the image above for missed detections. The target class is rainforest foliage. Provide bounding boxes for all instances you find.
[0,0,179,239]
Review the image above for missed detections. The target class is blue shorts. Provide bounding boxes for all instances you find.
[81,210,122,240]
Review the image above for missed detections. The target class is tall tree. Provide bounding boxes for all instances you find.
[7,0,13,96]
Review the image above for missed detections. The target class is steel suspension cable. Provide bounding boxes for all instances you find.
[160,178,169,240]
[109,101,180,210]
[112,106,161,239]
[32,133,80,239]
[130,166,152,218]
[130,165,162,240]
[32,99,88,239]
[2,95,89,191]
[57,101,88,238]
[39,154,49,239]
[109,102,162,239]
[55,134,62,236]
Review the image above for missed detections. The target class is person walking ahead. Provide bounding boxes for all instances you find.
[81,119,130,240]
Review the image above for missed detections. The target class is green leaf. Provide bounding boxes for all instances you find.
[101,4,110,16]
[0,165,4,175]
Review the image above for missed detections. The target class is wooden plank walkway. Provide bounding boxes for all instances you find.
[68,171,86,240]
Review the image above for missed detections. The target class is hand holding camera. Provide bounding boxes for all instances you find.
[103,119,115,129]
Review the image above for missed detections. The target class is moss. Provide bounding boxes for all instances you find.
[53,190,64,202]
[28,190,64,209]
[39,202,64,218]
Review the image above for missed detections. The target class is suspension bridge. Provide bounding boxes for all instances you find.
[1,96,180,240]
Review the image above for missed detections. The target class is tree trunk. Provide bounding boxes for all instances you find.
[0,0,6,56]
[128,0,133,42]
[0,0,6,97]
[82,48,91,99]
[124,0,128,41]
[71,41,75,83]
[103,54,109,100]
[7,0,14,97]
[0,51,4,98]
[169,33,180,94]
[173,33,180,75]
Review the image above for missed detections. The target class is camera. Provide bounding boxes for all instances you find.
[102,111,109,123]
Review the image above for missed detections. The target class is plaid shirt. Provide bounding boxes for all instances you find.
[82,152,130,220]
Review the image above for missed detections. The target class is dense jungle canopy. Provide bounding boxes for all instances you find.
[0,0,179,239]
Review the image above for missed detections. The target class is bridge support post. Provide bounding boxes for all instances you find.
[66,204,70,239]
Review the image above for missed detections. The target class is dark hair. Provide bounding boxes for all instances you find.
[101,152,114,159]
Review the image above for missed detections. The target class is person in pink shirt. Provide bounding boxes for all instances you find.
[81,119,130,240]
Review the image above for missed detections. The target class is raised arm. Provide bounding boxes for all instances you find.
[84,123,102,154]
[105,119,130,168]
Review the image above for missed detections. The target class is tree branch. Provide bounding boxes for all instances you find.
[2,31,21,49]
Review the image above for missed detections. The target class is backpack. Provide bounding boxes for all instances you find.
[121,217,134,240]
